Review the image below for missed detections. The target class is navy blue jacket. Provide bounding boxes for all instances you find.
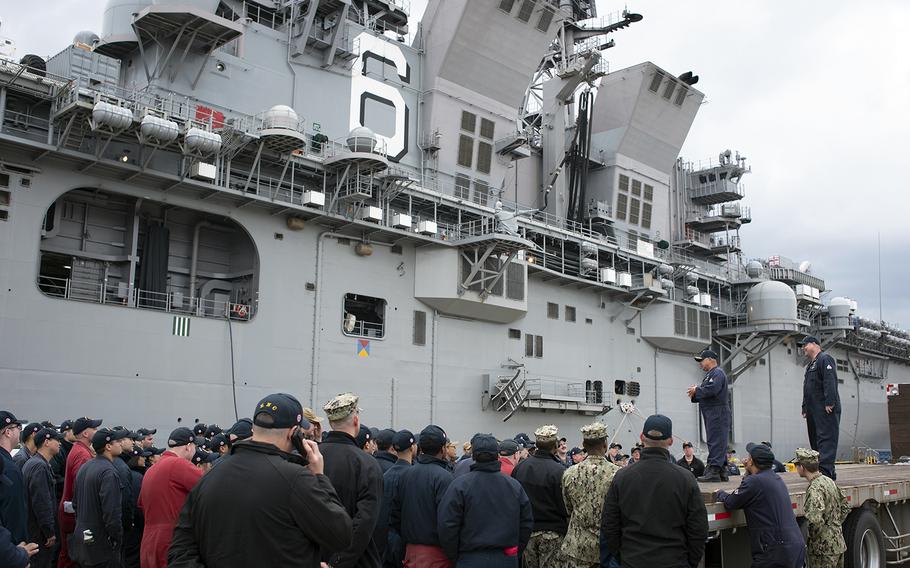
[0,524,29,567]
[692,366,729,408]
[374,452,398,474]
[380,459,410,567]
[437,459,533,560]
[510,449,568,533]
[0,447,28,544]
[718,469,806,566]
[802,352,841,413]
[22,453,57,543]
[391,454,452,546]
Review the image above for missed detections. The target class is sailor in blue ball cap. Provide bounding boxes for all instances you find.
[687,349,731,482]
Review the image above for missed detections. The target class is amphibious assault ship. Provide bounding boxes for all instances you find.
[0,0,907,460]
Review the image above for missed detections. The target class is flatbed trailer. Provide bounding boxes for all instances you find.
[700,464,910,567]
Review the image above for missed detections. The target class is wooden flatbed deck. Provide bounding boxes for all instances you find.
[701,464,910,530]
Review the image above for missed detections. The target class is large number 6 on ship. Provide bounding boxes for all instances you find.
[349,32,410,162]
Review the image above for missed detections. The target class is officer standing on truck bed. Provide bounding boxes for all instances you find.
[799,335,842,479]
[687,349,731,482]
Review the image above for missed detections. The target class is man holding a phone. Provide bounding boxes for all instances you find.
[168,393,353,568]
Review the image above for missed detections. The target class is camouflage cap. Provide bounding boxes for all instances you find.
[302,407,323,424]
[580,422,608,441]
[323,393,361,422]
[794,447,820,465]
[534,424,558,442]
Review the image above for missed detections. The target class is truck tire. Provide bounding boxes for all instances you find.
[843,507,885,568]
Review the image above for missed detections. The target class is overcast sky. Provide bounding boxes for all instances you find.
[3,0,908,326]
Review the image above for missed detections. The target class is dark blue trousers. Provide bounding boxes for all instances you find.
[701,405,730,468]
[806,404,841,479]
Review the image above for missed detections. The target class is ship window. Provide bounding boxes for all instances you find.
[506,262,525,300]
[585,318,593,325]
[699,310,711,340]
[662,79,675,100]
[565,305,576,322]
[644,184,654,201]
[614,380,626,395]
[629,198,641,225]
[536,5,555,32]
[413,310,427,345]
[517,0,537,23]
[342,293,386,339]
[648,72,664,93]
[460,111,476,133]
[686,307,698,337]
[480,118,495,140]
[525,334,534,356]
[509,328,521,339]
[457,135,474,168]
[618,174,629,192]
[547,302,559,319]
[454,174,471,200]
[616,193,627,221]
[0,173,9,187]
[631,179,641,196]
[476,142,493,174]
[472,180,489,206]
[641,202,652,229]
[674,305,686,335]
[535,335,544,357]
[499,0,516,14]
[0,210,7,221]
[674,86,688,106]
[0,189,9,206]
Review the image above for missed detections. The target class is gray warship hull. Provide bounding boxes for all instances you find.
[0,0,906,460]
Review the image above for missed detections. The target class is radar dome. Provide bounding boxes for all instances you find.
[746,260,763,278]
[347,126,378,153]
[745,281,797,325]
[73,31,100,47]
[262,105,300,131]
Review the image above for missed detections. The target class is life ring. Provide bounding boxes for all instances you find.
[232,304,249,318]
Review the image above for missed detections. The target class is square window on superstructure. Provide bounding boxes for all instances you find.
[619,174,629,192]
[509,328,521,339]
[457,135,474,168]
[649,72,663,93]
[674,86,688,106]
[0,173,9,187]
[616,193,628,221]
[499,0,516,14]
[525,334,534,356]
[476,142,493,174]
[641,202,652,229]
[629,198,641,225]
[536,6,555,32]
[480,118,495,140]
[517,0,537,23]
[472,180,489,206]
[547,302,559,319]
[565,306,576,322]
[644,184,654,201]
[535,335,544,357]
[454,174,471,200]
[663,79,675,100]
[461,111,476,133]
[631,179,641,197]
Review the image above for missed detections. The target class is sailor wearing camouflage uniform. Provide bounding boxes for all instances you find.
[560,422,619,568]
[510,425,568,568]
[795,448,851,568]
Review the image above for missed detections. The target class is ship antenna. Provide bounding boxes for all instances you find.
[878,231,883,323]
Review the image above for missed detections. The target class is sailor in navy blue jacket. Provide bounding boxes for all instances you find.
[716,443,806,568]
[687,349,731,482]
[799,335,842,479]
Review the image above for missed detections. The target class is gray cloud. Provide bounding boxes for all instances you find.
[6,0,907,326]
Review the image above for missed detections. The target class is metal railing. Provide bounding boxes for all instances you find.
[687,180,746,201]
[345,319,384,338]
[37,275,253,321]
